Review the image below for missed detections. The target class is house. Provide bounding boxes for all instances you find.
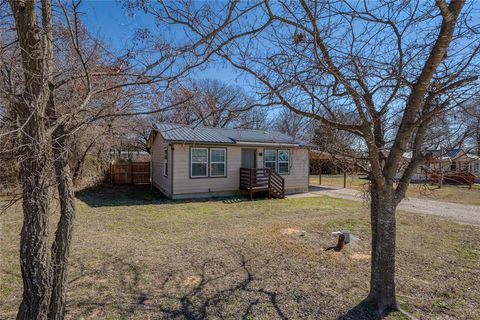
[147,123,311,199]
[424,149,480,176]
[398,149,480,183]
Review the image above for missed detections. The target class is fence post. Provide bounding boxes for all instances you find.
[343,171,346,188]
[319,160,322,185]
[439,169,444,189]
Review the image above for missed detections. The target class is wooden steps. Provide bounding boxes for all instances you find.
[240,168,285,200]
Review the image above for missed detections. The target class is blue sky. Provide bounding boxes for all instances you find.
[82,1,253,91]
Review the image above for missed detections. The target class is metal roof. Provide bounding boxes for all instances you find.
[154,122,310,146]
[445,149,463,158]
[427,148,463,159]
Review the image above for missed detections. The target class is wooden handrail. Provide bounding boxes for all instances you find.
[240,167,285,199]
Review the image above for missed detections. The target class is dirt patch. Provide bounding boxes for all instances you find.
[183,275,202,287]
[280,228,305,236]
[351,253,370,260]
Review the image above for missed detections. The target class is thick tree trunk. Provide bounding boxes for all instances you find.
[16,120,53,320]
[48,129,76,319]
[367,183,398,314]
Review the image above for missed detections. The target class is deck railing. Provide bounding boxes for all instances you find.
[431,171,476,188]
[240,168,284,199]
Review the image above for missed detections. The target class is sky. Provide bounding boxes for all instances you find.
[81,1,253,91]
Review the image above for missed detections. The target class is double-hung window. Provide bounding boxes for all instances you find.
[264,149,290,174]
[264,150,277,172]
[277,150,290,174]
[190,147,227,178]
[210,148,226,177]
[191,148,208,177]
[163,147,168,176]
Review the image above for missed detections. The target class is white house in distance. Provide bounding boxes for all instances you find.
[147,123,311,199]
[400,148,480,182]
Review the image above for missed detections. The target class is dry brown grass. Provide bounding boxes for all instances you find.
[1,186,479,319]
[310,174,480,206]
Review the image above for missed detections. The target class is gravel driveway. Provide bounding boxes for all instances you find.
[289,184,480,226]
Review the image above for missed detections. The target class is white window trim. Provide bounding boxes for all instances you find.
[191,147,208,178]
[210,148,226,177]
[163,147,168,177]
[264,149,277,172]
[264,149,291,174]
[277,149,290,174]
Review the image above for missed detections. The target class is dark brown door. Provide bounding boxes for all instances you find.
[241,149,256,168]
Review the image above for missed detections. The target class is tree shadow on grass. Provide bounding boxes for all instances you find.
[156,253,289,320]
[75,184,168,208]
[338,299,397,320]
[67,249,290,319]
[75,184,259,208]
[308,185,339,192]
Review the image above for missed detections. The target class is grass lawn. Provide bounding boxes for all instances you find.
[309,174,480,206]
[1,186,479,319]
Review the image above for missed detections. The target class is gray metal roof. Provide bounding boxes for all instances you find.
[445,149,463,158]
[427,148,463,159]
[154,122,309,146]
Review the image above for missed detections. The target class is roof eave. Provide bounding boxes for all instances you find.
[164,140,309,147]
[235,141,300,147]
[166,140,236,145]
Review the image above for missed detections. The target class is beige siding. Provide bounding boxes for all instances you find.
[171,144,309,197]
[258,147,309,192]
[172,144,241,196]
[281,148,309,193]
[151,134,172,196]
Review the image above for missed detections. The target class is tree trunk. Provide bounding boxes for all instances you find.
[368,183,398,314]
[72,138,96,186]
[48,129,76,320]
[16,119,53,320]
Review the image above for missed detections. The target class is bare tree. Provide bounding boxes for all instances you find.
[463,98,480,154]
[149,0,479,314]
[1,0,207,318]
[161,78,268,129]
[272,108,311,139]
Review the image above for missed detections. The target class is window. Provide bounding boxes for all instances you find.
[163,147,168,176]
[190,147,227,178]
[264,149,277,172]
[450,162,457,171]
[210,148,226,177]
[191,148,208,177]
[278,150,290,174]
[264,149,290,174]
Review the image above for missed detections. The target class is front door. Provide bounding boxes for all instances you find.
[241,149,256,168]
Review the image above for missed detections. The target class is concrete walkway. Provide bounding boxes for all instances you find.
[288,184,480,226]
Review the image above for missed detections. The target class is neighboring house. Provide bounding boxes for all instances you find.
[147,123,311,199]
[443,150,480,176]
[398,149,480,182]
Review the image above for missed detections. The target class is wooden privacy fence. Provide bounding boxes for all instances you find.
[110,162,150,185]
